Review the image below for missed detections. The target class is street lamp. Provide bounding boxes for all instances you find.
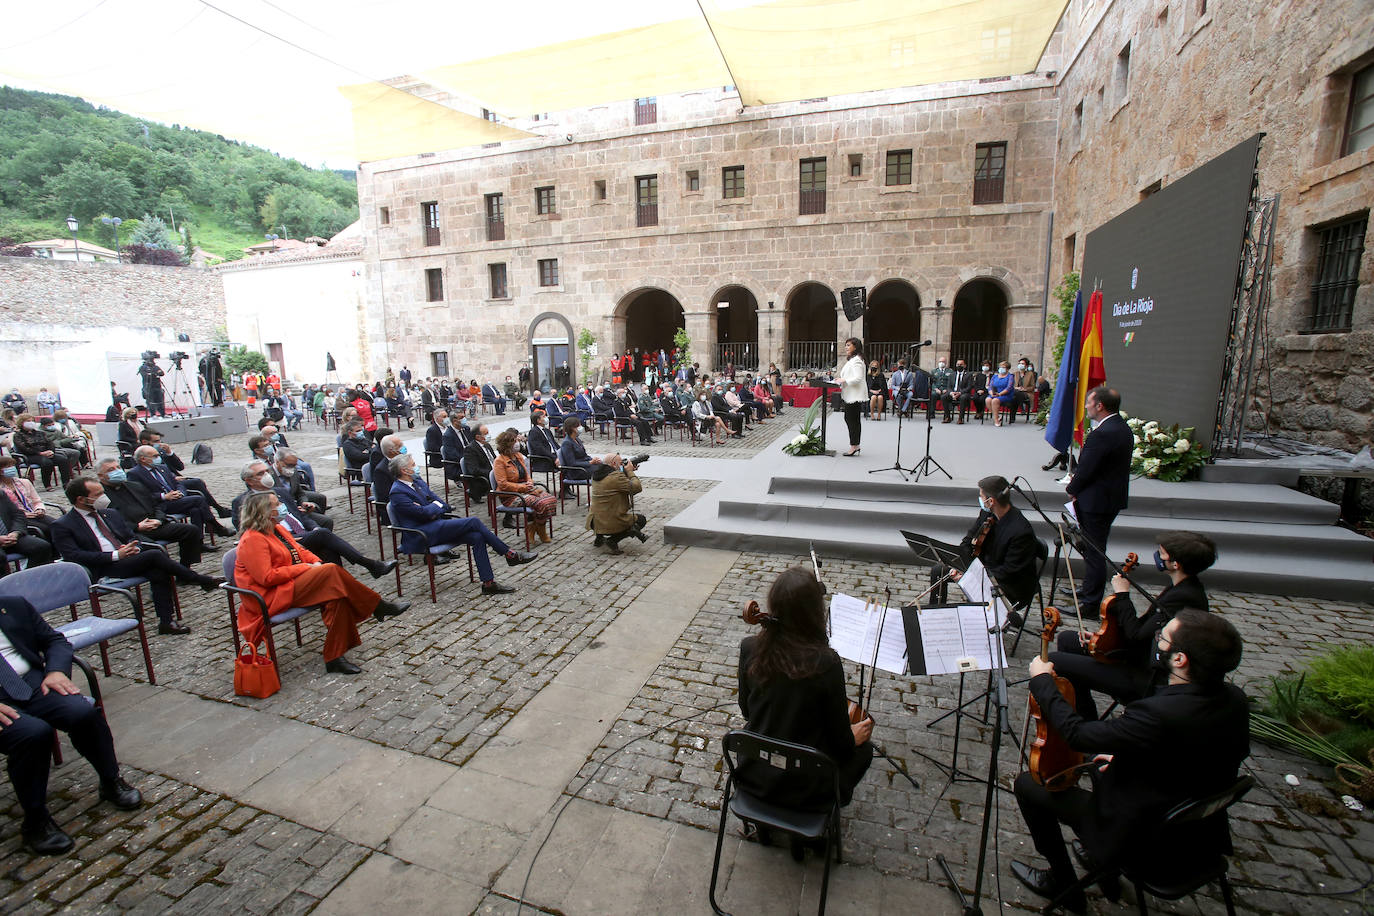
[65,215,79,262]
[101,216,123,263]
[264,233,280,251]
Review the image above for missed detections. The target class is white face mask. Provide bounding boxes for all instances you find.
[259,473,275,488]
[937,362,946,369]
[1018,363,1028,370]
[981,366,991,373]
[92,494,111,512]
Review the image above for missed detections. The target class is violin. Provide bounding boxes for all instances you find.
[970,512,996,558]
[1026,606,1085,791]
[1085,552,1139,662]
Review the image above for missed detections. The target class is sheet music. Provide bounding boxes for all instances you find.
[956,559,1012,627]
[913,604,1007,675]
[828,593,907,675]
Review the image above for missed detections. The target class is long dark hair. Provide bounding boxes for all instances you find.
[746,567,836,685]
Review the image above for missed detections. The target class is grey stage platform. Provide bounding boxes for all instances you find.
[94,406,249,446]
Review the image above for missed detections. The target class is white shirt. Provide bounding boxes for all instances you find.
[0,628,31,678]
[77,508,121,560]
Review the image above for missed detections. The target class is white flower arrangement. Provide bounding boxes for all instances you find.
[1129,417,1208,481]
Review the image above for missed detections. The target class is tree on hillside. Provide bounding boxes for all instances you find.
[41,160,136,223]
[129,214,177,250]
[260,185,353,239]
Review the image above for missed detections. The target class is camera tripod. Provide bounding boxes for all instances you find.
[163,360,201,416]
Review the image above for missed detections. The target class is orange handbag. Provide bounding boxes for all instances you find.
[234,643,281,698]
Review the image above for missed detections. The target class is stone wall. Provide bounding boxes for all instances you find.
[1051,0,1374,450]
[0,256,225,396]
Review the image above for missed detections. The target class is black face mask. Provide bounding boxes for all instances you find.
[1150,636,1174,673]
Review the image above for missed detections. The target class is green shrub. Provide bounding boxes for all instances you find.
[1307,645,1374,725]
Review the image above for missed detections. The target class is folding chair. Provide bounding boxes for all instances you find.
[0,560,157,684]
[487,471,536,550]
[709,729,844,916]
[1010,537,1053,655]
[221,547,318,666]
[382,519,474,603]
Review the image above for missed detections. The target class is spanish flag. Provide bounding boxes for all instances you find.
[1074,289,1106,446]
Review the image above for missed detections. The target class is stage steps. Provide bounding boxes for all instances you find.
[665,476,1374,603]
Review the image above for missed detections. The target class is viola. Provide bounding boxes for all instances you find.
[1027,606,1085,791]
[970,512,996,558]
[1086,552,1139,662]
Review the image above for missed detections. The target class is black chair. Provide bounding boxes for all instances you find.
[558,466,592,512]
[709,729,843,916]
[424,448,444,487]
[1042,775,1255,916]
[529,454,558,493]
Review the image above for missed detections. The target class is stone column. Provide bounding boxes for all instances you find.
[684,309,713,370]
[758,306,785,372]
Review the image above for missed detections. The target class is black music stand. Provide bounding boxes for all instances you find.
[809,378,838,448]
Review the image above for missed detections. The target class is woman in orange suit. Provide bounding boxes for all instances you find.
[234,491,409,675]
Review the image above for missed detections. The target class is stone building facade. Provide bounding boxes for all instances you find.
[1051,0,1373,449]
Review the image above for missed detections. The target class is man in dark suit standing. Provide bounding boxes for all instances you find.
[1065,387,1133,609]
[0,595,142,854]
[95,459,207,566]
[51,478,223,635]
[1011,610,1249,911]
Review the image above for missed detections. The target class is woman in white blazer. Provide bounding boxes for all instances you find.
[837,337,866,456]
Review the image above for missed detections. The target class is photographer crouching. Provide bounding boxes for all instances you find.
[586,453,649,555]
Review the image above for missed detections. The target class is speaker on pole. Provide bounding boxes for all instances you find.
[841,286,867,321]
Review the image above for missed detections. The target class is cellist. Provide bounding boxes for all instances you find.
[928,475,1039,609]
[1051,531,1216,719]
[1012,610,1250,913]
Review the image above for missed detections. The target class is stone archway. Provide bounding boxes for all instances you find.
[785,282,838,370]
[527,311,575,392]
[712,285,759,370]
[949,278,1009,371]
[614,288,685,382]
[864,279,921,371]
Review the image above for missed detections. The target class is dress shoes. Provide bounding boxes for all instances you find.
[157,622,192,636]
[99,777,143,810]
[213,522,236,537]
[505,549,537,567]
[634,529,649,543]
[199,576,226,593]
[369,559,399,580]
[215,506,233,519]
[430,553,452,566]
[22,815,74,855]
[373,599,411,622]
[198,541,222,553]
[325,656,362,675]
[592,535,605,548]
[605,542,623,555]
[1071,839,1121,902]
[1009,861,1086,914]
[481,581,516,595]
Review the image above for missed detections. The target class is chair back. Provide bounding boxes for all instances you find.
[222,548,238,586]
[1163,775,1254,826]
[0,561,93,614]
[362,461,373,486]
[721,729,840,807]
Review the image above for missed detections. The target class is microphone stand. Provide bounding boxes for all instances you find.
[869,346,928,480]
[905,341,952,482]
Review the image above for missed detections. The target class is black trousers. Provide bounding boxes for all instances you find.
[603,514,648,549]
[146,520,202,567]
[179,477,226,513]
[1014,771,1093,883]
[98,550,207,626]
[6,534,53,568]
[298,528,373,569]
[957,390,985,420]
[932,388,954,420]
[1075,509,1117,607]
[1,671,119,818]
[842,400,862,446]
[1051,635,1151,720]
[26,455,74,488]
[159,490,211,533]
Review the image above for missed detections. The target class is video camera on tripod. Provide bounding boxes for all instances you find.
[167,350,189,368]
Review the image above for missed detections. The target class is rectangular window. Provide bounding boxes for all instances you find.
[594,179,607,200]
[1115,42,1132,106]
[481,108,497,122]
[885,149,913,186]
[1063,233,1077,272]
[848,153,863,177]
[686,170,700,192]
[1307,214,1367,333]
[799,157,827,215]
[1345,64,1374,157]
[379,206,390,225]
[538,258,560,287]
[485,193,505,241]
[535,186,556,215]
[636,174,659,227]
[430,351,449,377]
[634,97,657,125]
[425,267,443,302]
[421,201,440,246]
[489,262,508,299]
[722,165,745,199]
[973,141,1007,204]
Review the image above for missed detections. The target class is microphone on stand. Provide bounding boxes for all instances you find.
[1010,476,1041,512]
[908,339,934,350]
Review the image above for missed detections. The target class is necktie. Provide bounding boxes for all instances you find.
[0,654,32,702]
[282,512,305,536]
[93,510,122,547]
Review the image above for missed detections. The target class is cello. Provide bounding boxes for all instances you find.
[1026,606,1085,791]
[1084,552,1139,662]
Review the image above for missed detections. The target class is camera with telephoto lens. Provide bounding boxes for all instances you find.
[628,454,650,466]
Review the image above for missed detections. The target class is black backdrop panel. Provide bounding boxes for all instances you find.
[1080,133,1261,451]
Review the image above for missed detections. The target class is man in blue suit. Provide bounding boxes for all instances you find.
[0,595,142,854]
[127,446,230,538]
[573,388,596,423]
[481,382,506,415]
[385,454,535,595]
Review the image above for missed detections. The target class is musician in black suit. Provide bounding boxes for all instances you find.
[95,459,206,566]
[1066,387,1133,608]
[1011,610,1249,913]
[929,475,1039,610]
[1051,531,1214,719]
[51,478,224,635]
[0,595,143,854]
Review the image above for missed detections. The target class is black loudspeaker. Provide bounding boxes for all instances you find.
[841,286,867,321]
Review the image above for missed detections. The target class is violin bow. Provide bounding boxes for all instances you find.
[1055,520,1087,639]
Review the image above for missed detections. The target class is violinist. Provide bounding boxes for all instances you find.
[1051,531,1215,720]
[736,567,873,854]
[1011,610,1249,913]
[929,475,1039,610]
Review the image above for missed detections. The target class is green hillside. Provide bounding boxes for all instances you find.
[0,86,358,261]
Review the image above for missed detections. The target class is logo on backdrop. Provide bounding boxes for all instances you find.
[1112,266,1155,342]
[1131,267,1138,290]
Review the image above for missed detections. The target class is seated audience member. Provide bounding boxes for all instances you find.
[234,491,409,676]
[340,421,371,470]
[52,477,224,635]
[611,389,656,445]
[369,435,405,525]
[38,415,86,470]
[385,453,536,594]
[425,409,448,462]
[692,391,728,438]
[586,454,648,554]
[527,389,546,416]
[735,567,873,839]
[709,387,746,437]
[528,412,559,463]
[637,389,665,426]
[866,362,887,421]
[349,389,378,439]
[985,361,1016,427]
[1014,357,1038,415]
[274,449,328,518]
[128,445,230,537]
[462,424,497,500]
[558,418,598,484]
[1,388,26,414]
[749,379,778,418]
[504,376,526,410]
[493,429,557,544]
[140,430,232,519]
[0,594,143,855]
[12,415,75,490]
[96,459,206,566]
[232,462,394,580]
[573,387,596,422]
[438,411,467,483]
[50,410,90,463]
[116,408,143,452]
[0,484,52,568]
[34,388,59,416]
[482,381,506,415]
[0,456,53,539]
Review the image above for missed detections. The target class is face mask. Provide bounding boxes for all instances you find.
[276,503,289,517]
[1150,637,1174,673]
[259,473,275,488]
[1,467,17,479]
[152,456,164,466]
[263,445,277,459]
[106,469,127,483]
[398,445,408,454]
[956,366,966,372]
[1019,363,1028,370]
[92,494,111,512]
[937,362,945,369]
[981,366,990,373]
[1154,549,1168,572]
[22,422,38,431]
[442,419,452,427]
[975,494,988,511]
[271,433,282,443]
[997,368,1008,376]
[355,431,366,440]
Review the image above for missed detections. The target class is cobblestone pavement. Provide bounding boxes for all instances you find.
[571,551,1374,915]
[0,764,368,914]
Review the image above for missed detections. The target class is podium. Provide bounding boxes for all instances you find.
[809,379,839,448]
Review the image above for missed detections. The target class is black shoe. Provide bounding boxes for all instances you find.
[592,535,605,548]
[325,656,362,675]
[430,553,452,566]
[22,815,73,856]
[1071,839,1121,902]
[198,542,222,553]
[99,778,143,811]
[213,523,236,537]
[1009,861,1085,914]
[369,559,398,580]
[634,530,649,543]
[481,581,516,595]
[373,599,410,622]
[199,576,226,593]
[158,622,191,636]
[505,549,537,567]
[606,542,623,555]
[215,507,233,519]
[502,516,518,529]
